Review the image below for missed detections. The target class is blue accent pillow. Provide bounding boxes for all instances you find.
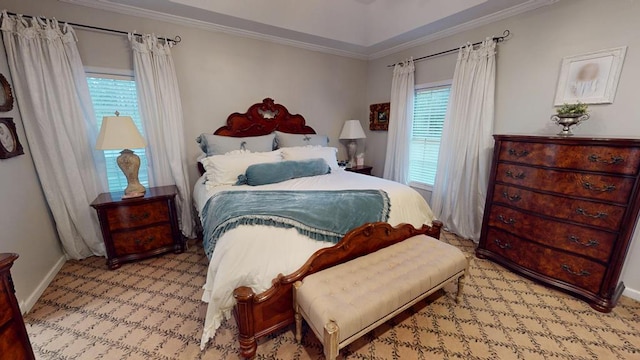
[237,158,331,186]
[196,133,276,156]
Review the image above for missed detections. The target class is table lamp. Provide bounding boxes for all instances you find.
[96,112,147,198]
[339,120,366,167]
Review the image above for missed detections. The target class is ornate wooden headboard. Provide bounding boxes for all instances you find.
[213,98,316,137]
[199,98,318,175]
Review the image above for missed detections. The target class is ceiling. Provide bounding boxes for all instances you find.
[62,0,557,59]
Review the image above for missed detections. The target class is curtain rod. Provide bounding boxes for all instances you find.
[387,29,510,68]
[3,11,181,45]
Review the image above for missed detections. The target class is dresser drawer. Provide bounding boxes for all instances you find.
[492,184,625,231]
[495,163,634,204]
[498,141,640,175]
[105,201,170,231]
[487,204,616,262]
[485,228,606,294]
[111,224,174,256]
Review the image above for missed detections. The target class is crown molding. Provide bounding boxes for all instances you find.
[60,0,370,60]
[61,0,557,61]
[367,0,559,60]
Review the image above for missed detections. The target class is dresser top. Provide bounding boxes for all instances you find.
[494,134,640,145]
[91,185,178,207]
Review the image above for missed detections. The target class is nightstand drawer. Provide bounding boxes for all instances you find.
[105,201,170,231]
[111,224,174,256]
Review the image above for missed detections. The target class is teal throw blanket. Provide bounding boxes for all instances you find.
[202,190,390,260]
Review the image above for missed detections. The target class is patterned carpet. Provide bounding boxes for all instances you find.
[23,232,640,359]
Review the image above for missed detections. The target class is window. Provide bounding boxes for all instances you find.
[408,81,451,190]
[86,73,149,193]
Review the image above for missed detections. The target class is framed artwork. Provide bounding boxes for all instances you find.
[554,46,627,105]
[0,73,14,112]
[369,102,390,131]
[0,118,24,159]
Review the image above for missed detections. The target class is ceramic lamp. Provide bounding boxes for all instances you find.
[96,112,147,198]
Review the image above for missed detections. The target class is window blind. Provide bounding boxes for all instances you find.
[87,76,149,193]
[408,85,451,188]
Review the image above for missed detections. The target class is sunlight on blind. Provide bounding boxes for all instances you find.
[408,85,451,188]
[87,76,148,193]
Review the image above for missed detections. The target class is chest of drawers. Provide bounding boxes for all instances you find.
[477,135,640,312]
[0,254,35,359]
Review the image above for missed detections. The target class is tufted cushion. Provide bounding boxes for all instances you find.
[296,235,467,344]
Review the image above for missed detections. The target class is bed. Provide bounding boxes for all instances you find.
[194,98,441,358]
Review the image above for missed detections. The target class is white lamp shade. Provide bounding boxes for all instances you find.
[339,120,366,140]
[96,115,146,150]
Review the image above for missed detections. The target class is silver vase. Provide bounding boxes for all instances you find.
[550,113,589,136]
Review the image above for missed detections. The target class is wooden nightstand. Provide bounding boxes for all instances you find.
[345,165,373,175]
[91,185,184,270]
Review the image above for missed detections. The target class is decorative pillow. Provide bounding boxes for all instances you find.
[274,131,329,148]
[196,133,276,156]
[200,150,282,186]
[238,158,331,186]
[280,146,340,171]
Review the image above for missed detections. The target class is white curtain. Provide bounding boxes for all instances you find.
[430,39,496,241]
[130,34,196,238]
[383,59,415,184]
[1,12,107,258]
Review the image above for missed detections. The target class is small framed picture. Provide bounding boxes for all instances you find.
[0,118,24,159]
[554,46,627,105]
[369,102,390,131]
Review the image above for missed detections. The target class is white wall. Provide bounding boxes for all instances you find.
[366,0,640,299]
[0,47,65,311]
[2,0,368,308]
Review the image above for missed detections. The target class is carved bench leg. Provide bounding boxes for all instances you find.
[456,256,472,304]
[324,321,339,360]
[293,281,302,343]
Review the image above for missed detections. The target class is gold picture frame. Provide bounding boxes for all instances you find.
[0,117,24,159]
[369,102,390,131]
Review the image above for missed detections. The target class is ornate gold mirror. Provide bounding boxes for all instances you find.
[0,73,14,112]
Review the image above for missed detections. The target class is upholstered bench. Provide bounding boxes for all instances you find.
[293,234,469,360]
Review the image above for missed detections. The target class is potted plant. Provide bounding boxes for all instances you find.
[551,102,590,136]
[556,102,589,117]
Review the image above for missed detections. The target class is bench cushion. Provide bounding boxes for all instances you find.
[296,235,467,343]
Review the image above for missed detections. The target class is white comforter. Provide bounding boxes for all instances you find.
[194,169,435,348]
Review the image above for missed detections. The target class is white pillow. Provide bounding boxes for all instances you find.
[280,146,340,171]
[200,150,283,186]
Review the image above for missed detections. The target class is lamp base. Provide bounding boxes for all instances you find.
[117,149,146,198]
[347,140,357,167]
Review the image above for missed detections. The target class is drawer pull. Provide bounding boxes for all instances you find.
[502,191,521,202]
[568,235,600,248]
[505,170,525,179]
[575,208,607,219]
[561,264,591,277]
[507,149,529,158]
[134,236,155,246]
[498,215,516,225]
[494,239,512,250]
[129,212,151,222]
[588,154,624,165]
[581,180,616,193]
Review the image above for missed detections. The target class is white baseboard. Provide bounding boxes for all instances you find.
[19,255,66,314]
[623,286,640,302]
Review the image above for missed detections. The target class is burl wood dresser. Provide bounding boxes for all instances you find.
[477,135,640,312]
[0,253,35,359]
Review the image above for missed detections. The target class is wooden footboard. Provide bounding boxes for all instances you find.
[232,220,443,359]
